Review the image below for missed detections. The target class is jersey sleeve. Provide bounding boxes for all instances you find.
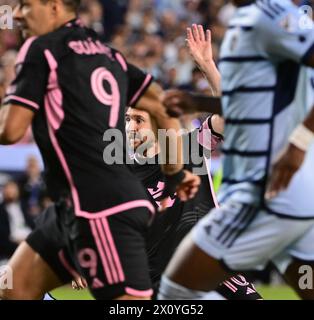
[255,2,314,64]
[126,63,153,107]
[112,49,153,107]
[197,116,223,152]
[3,37,49,112]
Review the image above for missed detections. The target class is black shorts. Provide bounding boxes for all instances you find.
[217,275,263,300]
[147,201,209,289]
[26,204,73,284]
[27,201,154,299]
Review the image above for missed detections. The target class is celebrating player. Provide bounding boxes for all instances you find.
[126,107,262,300]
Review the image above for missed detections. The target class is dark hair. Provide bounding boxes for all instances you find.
[40,0,81,12]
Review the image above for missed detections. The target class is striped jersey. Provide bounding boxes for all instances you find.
[218,0,314,213]
[267,66,314,218]
[4,19,154,217]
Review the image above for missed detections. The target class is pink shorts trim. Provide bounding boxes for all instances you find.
[125,287,153,297]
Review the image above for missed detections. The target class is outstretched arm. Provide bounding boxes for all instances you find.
[186,24,221,96]
[159,25,223,118]
[162,90,222,118]
[135,82,183,175]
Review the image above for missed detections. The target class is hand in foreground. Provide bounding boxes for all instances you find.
[162,90,196,117]
[265,144,305,199]
[159,170,201,211]
[72,277,88,290]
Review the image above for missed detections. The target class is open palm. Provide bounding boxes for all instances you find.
[186,24,213,67]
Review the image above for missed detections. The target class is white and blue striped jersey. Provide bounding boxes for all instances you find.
[267,66,314,218]
[217,0,314,213]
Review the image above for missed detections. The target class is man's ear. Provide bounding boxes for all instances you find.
[49,0,59,17]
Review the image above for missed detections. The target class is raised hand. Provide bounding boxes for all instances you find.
[186,24,221,96]
[186,24,214,70]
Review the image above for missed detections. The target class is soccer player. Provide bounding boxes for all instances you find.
[0,0,200,300]
[126,107,262,300]
[158,0,314,300]
[28,107,260,300]
[126,108,222,289]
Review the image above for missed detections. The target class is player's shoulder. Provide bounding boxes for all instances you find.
[15,36,47,65]
[16,27,68,62]
[107,46,128,69]
[26,26,68,48]
[16,24,85,70]
[254,0,298,24]
[228,1,289,30]
[252,0,308,38]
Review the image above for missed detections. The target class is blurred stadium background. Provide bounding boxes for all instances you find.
[0,0,303,300]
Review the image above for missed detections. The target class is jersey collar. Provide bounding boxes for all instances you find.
[63,18,84,28]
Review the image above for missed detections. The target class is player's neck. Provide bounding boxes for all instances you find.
[54,12,77,30]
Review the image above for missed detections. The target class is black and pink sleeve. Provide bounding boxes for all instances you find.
[197,115,223,152]
[126,63,153,107]
[3,37,48,113]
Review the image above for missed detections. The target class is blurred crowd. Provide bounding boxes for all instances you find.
[0,156,50,263]
[0,0,233,260]
[0,0,234,142]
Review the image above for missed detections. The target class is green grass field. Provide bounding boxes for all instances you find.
[256,286,299,300]
[50,285,300,300]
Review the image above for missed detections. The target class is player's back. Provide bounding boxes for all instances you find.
[218,0,314,207]
[6,19,153,215]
